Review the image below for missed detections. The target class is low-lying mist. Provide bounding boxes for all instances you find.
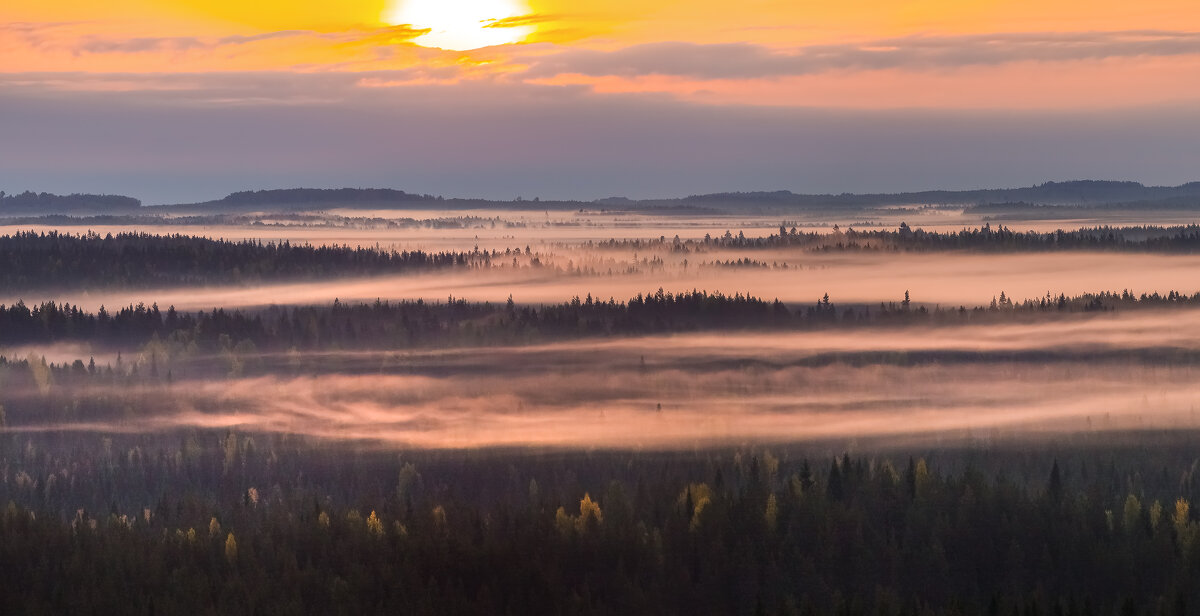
[10,251,1200,312]
[6,216,1200,451]
[9,309,1200,449]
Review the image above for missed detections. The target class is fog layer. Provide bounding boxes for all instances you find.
[9,309,1200,448]
[10,251,1200,311]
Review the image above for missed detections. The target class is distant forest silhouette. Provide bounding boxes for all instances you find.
[4,180,1200,213]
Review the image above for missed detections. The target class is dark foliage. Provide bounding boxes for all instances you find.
[0,288,1192,354]
[217,188,437,206]
[0,435,1199,615]
[0,231,489,289]
[0,191,140,213]
[597,223,1200,253]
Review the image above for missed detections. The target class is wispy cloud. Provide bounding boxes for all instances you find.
[483,14,559,30]
[519,31,1200,79]
[7,22,1200,86]
[76,30,325,55]
[1,21,430,63]
[72,26,427,56]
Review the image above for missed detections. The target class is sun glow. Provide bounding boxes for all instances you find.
[385,0,536,50]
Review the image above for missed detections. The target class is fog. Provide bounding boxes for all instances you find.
[6,215,1200,451]
[5,206,1200,252]
[8,308,1200,448]
[15,364,1194,449]
[10,250,1200,312]
[0,343,116,365]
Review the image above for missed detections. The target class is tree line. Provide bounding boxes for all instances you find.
[0,191,141,213]
[0,231,493,289]
[1,288,1195,353]
[2,433,1200,614]
[593,223,1200,253]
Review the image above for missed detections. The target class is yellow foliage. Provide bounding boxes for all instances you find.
[677,483,713,531]
[208,516,221,538]
[914,458,930,493]
[576,493,603,532]
[1175,498,1196,555]
[224,532,238,564]
[1176,497,1195,554]
[317,511,330,528]
[553,494,606,535]
[366,510,384,537]
[765,493,778,532]
[1174,498,1190,534]
[555,506,573,535]
[1123,494,1142,532]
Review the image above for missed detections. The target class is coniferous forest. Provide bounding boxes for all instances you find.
[3,219,1200,615]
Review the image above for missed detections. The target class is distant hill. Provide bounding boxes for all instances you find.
[0,191,141,215]
[177,181,1200,212]
[8,181,1200,216]
[216,188,438,207]
[651,181,1200,209]
[152,187,592,214]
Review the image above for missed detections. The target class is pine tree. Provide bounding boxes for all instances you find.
[1048,460,1063,503]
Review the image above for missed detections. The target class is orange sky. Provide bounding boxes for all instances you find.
[4,0,1200,108]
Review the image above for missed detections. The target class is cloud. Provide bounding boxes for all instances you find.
[74,30,335,55]
[519,30,1200,79]
[0,21,88,49]
[483,14,559,29]
[74,26,428,56]
[2,21,429,60]
[77,36,210,54]
[8,23,1199,94]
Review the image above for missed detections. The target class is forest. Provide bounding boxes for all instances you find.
[0,232,492,289]
[594,224,1200,253]
[2,431,1200,615]
[0,191,142,214]
[11,226,1200,295]
[4,222,1200,614]
[3,286,1194,353]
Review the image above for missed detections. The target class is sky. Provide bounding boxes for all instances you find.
[3,1,1200,204]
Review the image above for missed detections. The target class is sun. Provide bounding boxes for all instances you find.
[385,0,536,51]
